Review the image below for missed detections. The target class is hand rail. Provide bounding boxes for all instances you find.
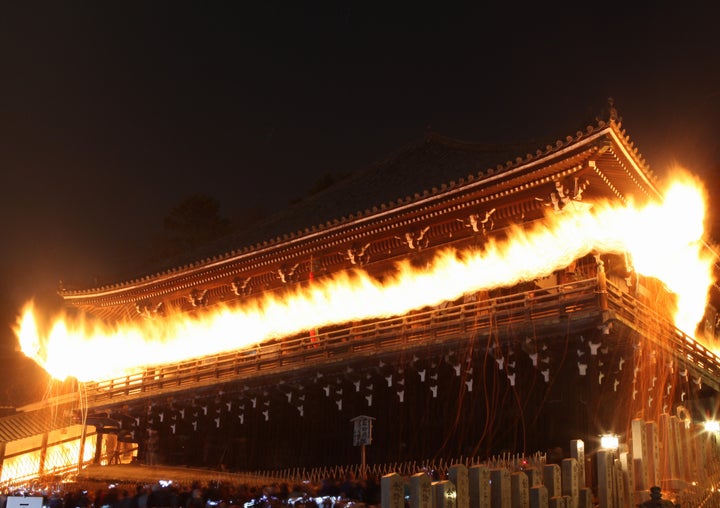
[79,276,720,404]
[82,279,602,404]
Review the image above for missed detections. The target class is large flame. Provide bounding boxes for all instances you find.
[15,174,717,382]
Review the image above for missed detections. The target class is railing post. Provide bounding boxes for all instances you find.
[596,255,609,313]
[78,422,87,474]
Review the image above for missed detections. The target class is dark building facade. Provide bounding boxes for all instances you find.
[2,113,719,490]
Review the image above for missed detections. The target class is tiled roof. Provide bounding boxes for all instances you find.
[62,115,655,296]
[134,132,570,273]
[0,405,75,443]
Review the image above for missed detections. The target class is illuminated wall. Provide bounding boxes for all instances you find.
[0,425,96,485]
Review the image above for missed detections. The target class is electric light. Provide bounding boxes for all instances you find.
[704,420,720,433]
[600,434,619,450]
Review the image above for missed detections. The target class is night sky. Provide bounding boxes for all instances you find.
[1,4,719,313]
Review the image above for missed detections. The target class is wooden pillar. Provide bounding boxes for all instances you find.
[0,441,6,479]
[94,431,104,464]
[596,256,608,313]
[78,426,87,473]
[38,432,49,476]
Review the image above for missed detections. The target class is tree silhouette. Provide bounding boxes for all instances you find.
[161,194,232,257]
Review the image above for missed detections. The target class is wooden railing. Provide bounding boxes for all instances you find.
[79,277,720,405]
[605,282,720,391]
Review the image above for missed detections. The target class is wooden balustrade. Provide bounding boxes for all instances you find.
[79,277,720,404]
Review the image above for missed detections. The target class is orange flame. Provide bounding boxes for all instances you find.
[15,174,717,382]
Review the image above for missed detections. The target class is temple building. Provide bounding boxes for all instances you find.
[2,105,720,502]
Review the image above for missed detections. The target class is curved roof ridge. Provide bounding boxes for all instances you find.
[61,116,653,296]
[424,129,543,155]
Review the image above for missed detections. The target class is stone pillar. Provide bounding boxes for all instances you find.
[561,458,579,508]
[676,417,689,482]
[690,422,703,483]
[613,458,625,508]
[511,471,529,508]
[619,449,635,502]
[548,497,566,508]
[409,473,432,508]
[448,464,469,508]
[645,420,660,488]
[468,465,491,508]
[659,413,672,483]
[669,416,687,490]
[578,489,592,508]
[524,468,541,488]
[670,415,682,481]
[696,424,714,485]
[490,468,510,508]
[596,449,614,508]
[569,440,585,488]
[381,473,405,508]
[632,458,645,507]
[433,480,457,508]
[631,418,648,490]
[542,464,561,499]
[529,485,548,508]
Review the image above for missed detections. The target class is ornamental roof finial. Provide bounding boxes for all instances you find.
[596,97,622,124]
[607,97,619,122]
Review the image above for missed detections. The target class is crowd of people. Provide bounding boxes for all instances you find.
[0,472,381,508]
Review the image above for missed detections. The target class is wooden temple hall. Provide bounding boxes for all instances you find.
[2,105,720,502]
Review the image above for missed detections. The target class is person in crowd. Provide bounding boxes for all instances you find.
[639,486,675,507]
[133,485,150,508]
[185,486,204,508]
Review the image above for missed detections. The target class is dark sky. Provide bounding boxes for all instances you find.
[1,2,719,306]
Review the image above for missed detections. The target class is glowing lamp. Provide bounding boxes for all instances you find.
[704,420,720,433]
[600,434,619,450]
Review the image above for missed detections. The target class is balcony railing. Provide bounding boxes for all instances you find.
[79,277,720,404]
